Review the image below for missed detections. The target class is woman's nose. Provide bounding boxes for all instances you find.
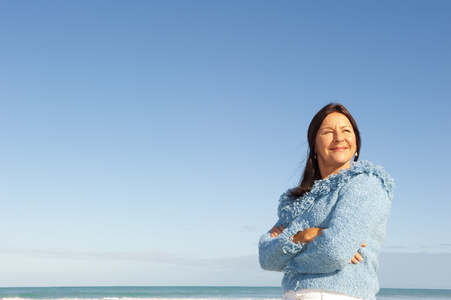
[334,132,344,142]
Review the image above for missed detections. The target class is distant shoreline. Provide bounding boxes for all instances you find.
[1,286,450,300]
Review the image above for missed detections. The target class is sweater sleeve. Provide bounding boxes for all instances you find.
[258,218,310,272]
[284,174,392,274]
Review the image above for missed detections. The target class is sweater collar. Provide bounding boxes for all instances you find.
[278,160,394,222]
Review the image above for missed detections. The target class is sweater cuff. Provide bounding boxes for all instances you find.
[279,220,309,254]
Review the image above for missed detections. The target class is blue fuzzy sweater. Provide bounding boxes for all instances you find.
[259,161,394,300]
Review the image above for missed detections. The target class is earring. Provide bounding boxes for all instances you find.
[355,152,358,157]
[314,154,317,160]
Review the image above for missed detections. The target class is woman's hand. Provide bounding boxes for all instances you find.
[271,226,324,243]
[350,243,367,264]
[292,227,323,244]
[270,225,285,237]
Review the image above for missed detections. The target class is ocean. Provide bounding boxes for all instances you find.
[0,287,450,300]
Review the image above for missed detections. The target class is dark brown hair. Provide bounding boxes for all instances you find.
[288,103,361,199]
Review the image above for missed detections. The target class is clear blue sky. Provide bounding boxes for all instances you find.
[1,0,450,289]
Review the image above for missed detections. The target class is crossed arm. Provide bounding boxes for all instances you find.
[270,225,366,264]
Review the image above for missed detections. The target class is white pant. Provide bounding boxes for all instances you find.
[284,289,362,300]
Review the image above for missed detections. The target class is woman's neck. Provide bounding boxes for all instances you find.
[319,161,351,179]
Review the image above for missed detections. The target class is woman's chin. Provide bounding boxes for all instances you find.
[324,156,353,168]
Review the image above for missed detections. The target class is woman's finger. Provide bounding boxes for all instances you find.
[350,253,364,264]
[270,225,285,238]
[270,226,281,237]
[270,227,277,237]
[355,253,363,261]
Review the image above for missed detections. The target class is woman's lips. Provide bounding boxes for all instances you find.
[331,146,348,151]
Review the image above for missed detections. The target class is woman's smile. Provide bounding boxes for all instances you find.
[330,146,348,151]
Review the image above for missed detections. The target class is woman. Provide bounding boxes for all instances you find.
[259,103,394,300]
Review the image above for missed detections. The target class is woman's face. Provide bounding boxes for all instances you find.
[315,112,357,178]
